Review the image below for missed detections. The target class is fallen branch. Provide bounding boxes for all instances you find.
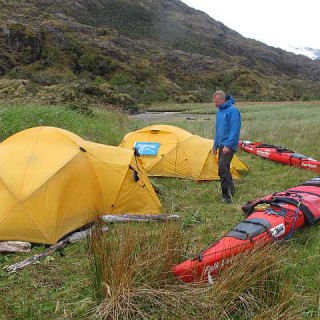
[0,241,32,253]
[6,226,109,273]
[101,214,180,223]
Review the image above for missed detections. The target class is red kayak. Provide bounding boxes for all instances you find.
[239,140,320,172]
[172,177,320,283]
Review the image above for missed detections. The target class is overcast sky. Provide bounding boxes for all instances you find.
[180,0,320,50]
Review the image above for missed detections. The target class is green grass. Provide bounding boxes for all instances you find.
[0,102,135,146]
[145,102,215,114]
[0,101,319,319]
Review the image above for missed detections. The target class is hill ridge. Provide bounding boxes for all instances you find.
[0,0,319,106]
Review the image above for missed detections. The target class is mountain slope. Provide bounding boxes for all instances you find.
[32,0,320,80]
[0,0,319,106]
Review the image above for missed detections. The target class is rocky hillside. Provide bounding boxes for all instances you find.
[1,0,320,109]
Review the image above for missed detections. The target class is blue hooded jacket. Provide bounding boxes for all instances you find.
[213,97,241,151]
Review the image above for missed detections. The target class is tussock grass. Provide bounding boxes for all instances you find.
[88,221,301,320]
[88,221,185,319]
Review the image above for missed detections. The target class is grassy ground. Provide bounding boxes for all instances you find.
[0,101,319,319]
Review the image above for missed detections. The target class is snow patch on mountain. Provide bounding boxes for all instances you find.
[281,45,320,60]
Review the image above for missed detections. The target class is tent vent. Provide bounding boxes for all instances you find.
[133,147,140,157]
[133,171,140,182]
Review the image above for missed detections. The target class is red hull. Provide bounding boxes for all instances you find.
[172,178,320,283]
[239,140,320,172]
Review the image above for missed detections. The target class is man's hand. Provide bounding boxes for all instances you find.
[222,146,230,154]
[213,148,217,156]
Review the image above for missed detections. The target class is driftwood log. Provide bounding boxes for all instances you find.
[6,226,109,273]
[0,241,32,253]
[5,214,178,272]
[101,214,180,223]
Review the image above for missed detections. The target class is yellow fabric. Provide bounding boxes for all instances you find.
[119,125,249,181]
[120,125,193,169]
[0,127,161,244]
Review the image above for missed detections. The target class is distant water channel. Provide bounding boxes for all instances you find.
[128,111,214,122]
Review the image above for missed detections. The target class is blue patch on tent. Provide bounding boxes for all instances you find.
[134,142,160,155]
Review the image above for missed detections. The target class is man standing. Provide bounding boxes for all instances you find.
[213,91,241,204]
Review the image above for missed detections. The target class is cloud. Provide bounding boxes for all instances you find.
[181,0,320,49]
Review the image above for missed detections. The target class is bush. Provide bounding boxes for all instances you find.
[109,73,134,87]
[173,94,198,103]
[78,53,118,76]
[40,45,63,67]
[65,102,94,117]
[301,95,311,101]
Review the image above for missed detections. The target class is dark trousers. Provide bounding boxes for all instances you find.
[218,146,235,199]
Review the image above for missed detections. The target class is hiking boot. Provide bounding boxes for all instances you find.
[222,197,232,204]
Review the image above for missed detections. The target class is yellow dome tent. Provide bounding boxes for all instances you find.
[119,125,249,181]
[0,127,161,244]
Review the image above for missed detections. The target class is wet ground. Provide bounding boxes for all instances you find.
[128,111,214,122]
